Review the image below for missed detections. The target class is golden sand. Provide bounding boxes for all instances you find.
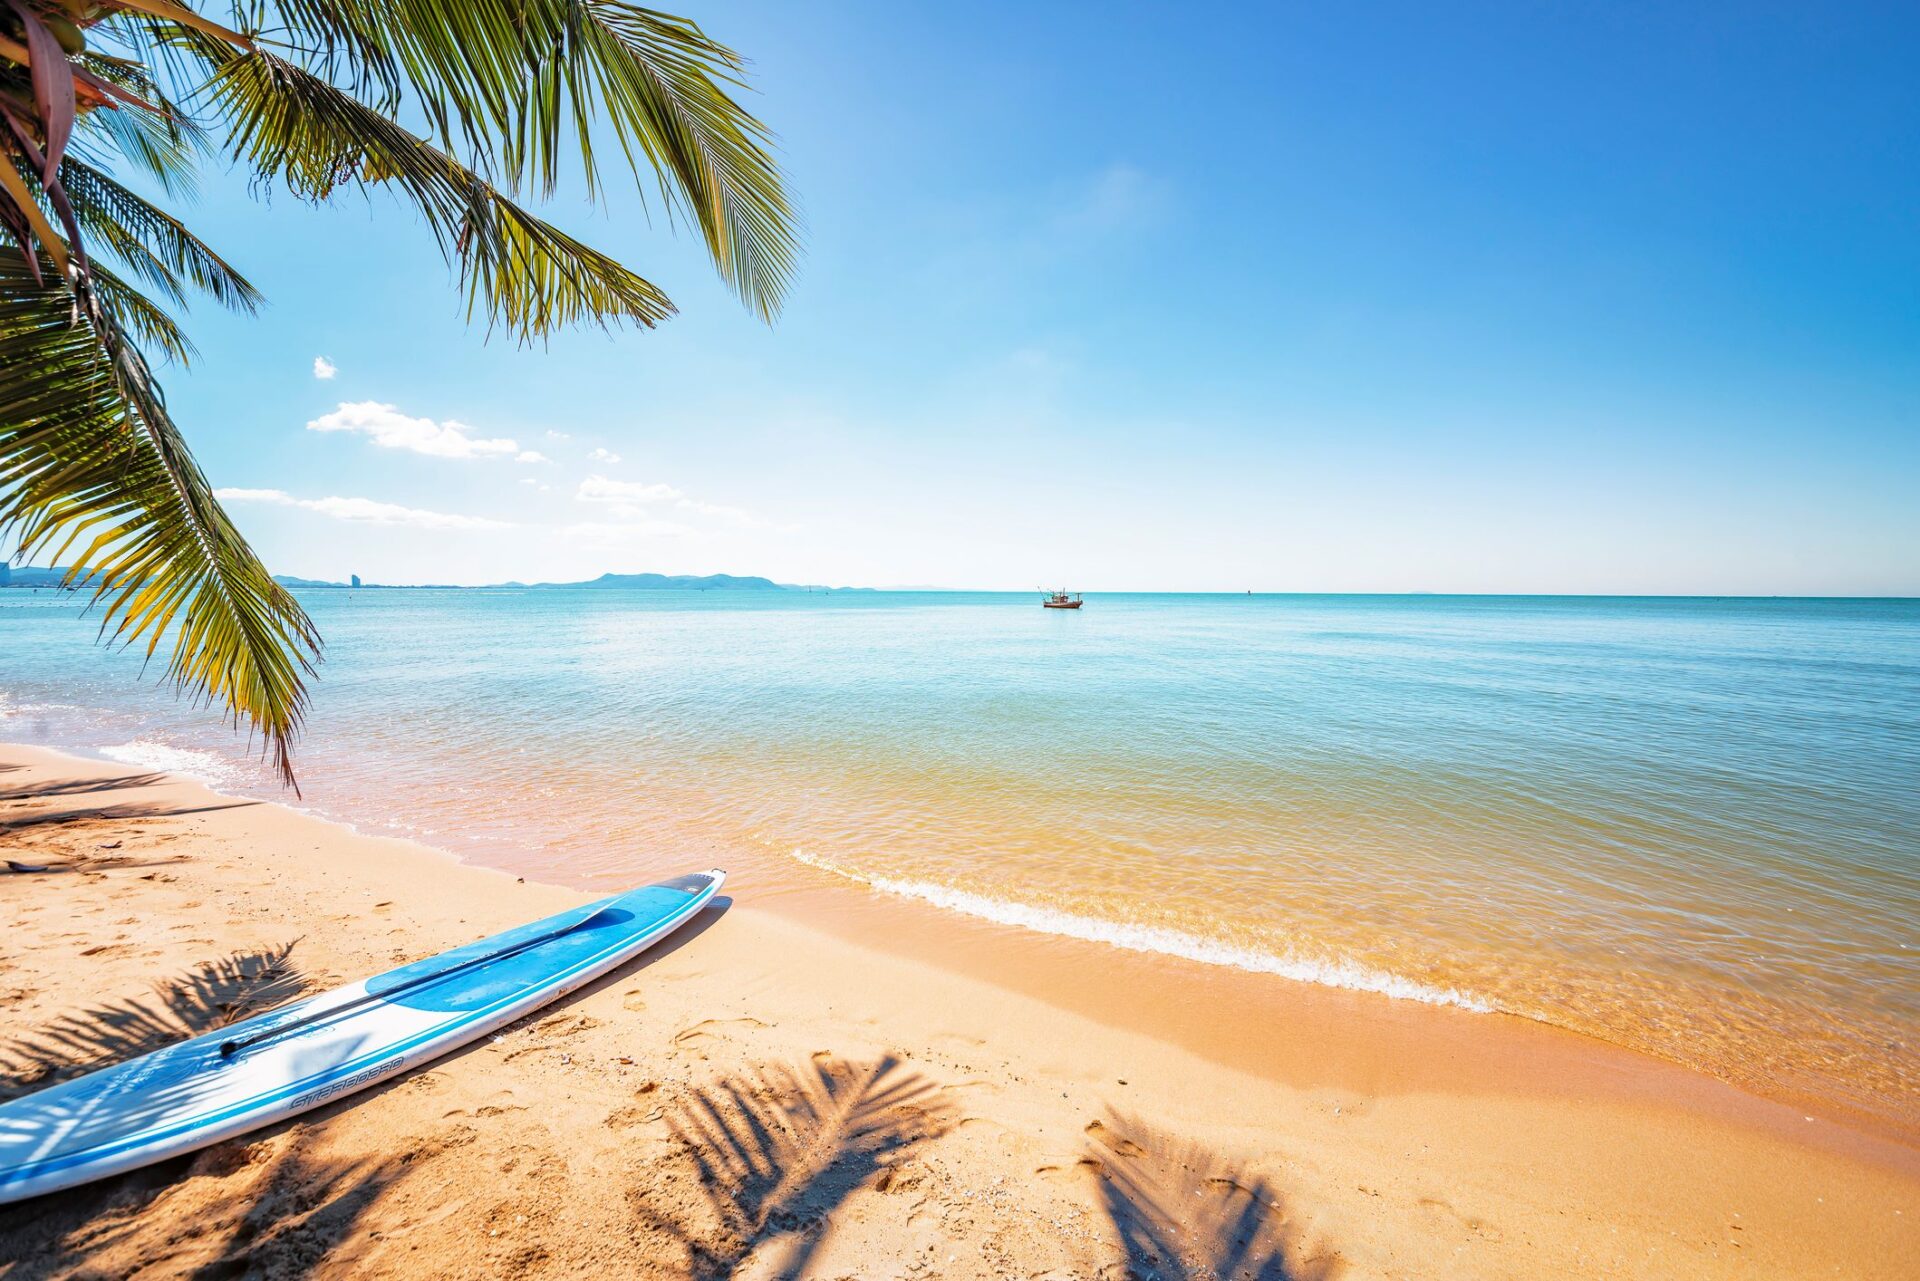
[0,743,1914,1278]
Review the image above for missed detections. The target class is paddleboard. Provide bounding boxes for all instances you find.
[0,869,725,1204]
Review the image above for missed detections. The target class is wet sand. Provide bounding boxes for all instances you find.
[1,743,1914,1278]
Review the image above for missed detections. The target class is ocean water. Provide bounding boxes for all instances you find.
[4,589,1917,1130]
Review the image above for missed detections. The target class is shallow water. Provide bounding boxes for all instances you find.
[5,589,1916,1130]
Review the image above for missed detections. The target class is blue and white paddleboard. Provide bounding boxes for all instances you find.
[0,869,724,1204]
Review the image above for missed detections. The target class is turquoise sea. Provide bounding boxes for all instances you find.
[4,590,1916,1131]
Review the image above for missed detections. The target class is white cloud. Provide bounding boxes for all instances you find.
[307,401,519,460]
[312,356,337,380]
[562,518,696,543]
[677,498,765,527]
[572,474,787,532]
[545,430,572,441]
[576,475,681,504]
[519,478,552,491]
[588,447,622,463]
[1055,162,1168,234]
[514,450,551,465]
[216,487,509,530]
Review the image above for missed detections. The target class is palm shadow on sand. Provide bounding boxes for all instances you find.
[0,943,405,1278]
[0,941,307,1101]
[1083,1110,1343,1281]
[0,771,168,804]
[631,1053,953,1279]
[1,798,255,834]
[0,1134,405,1280]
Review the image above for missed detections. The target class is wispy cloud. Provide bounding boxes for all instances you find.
[514,450,551,465]
[545,429,571,441]
[312,356,337,380]
[588,446,622,463]
[216,487,509,530]
[562,518,695,543]
[676,497,765,527]
[307,401,520,460]
[573,474,785,531]
[576,475,681,504]
[1054,162,1167,234]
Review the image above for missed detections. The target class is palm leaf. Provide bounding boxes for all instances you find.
[0,253,318,786]
[4,0,76,182]
[2,0,802,790]
[187,32,674,336]
[570,4,798,321]
[236,0,797,319]
[58,156,263,313]
[87,255,198,362]
[71,49,212,199]
[0,148,68,277]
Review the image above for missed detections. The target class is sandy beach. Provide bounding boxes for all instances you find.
[1,742,1914,1279]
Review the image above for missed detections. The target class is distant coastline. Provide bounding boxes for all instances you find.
[5,564,1909,597]
[0,565,871,593]
[272,571,875,593]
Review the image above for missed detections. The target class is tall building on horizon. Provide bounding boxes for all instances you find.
[351,574,362,589]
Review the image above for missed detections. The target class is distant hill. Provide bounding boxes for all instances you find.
[519,572,872,592]
[0,565,100,588]
[267,571,872,592]
[525,572,781,591]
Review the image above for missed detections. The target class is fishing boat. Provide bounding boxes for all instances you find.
[1041,589,1083,609]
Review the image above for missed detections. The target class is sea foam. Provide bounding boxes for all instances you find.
[787,847,1495,1013]
[99,739,250,789]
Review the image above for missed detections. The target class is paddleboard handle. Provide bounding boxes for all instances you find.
[216,900,620,1060]
[214,870,721,1062]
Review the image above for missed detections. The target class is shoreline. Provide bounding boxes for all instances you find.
[48,732,1920,1154]
[2,741,1916,1277]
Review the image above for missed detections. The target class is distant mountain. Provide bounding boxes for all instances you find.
[522,572,874,592]
[0,565,99,588]
[525,572,783,591]
[267,571,873,592]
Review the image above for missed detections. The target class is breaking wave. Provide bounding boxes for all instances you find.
[786,846,1495,1013]
[99,739,251,790]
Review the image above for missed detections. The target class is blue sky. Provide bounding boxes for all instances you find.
[143,2,1918,591]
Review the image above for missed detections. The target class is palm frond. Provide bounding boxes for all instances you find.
[0,147,68,278]
[237,0,797,319]
[570,4,798,321]
[87,255,198,362]
[59,156,262,313]
[189,32,674,336]
[0,253,318,785]
[0,0,802,792]
[72,49,211,199]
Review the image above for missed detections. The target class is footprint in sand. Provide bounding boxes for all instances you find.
[502,1044,563,1064]
[399,1124,478,1164]
[1082,1119,1144,1157]
[954,1115,1014,1135]
[534,1013,603,1037]
[671,1017,769,1046]
[1419,1195,1505,1242]
[603,1103,666,1130]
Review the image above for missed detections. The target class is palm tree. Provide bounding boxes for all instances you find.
[0,0,795,787]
